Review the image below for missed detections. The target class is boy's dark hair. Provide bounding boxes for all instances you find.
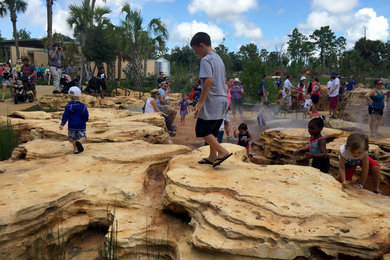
[346,132,369,152]
[309,117,324,129]
[263,75,267,79]
[190,32,211,47]
[22,57,29,62]
[238,123,248,131]
[159,71,164,75]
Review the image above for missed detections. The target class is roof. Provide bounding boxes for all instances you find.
[0,39,45,48]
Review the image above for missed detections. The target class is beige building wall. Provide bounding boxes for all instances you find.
[10,46,48,66]
[9,45,160,80]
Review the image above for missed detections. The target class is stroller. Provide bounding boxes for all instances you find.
[84,76,101,94]
[60,73,82,93]
[13,77,34,104]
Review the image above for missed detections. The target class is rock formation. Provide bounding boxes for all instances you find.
[252,128,390,178]
[8,109,171,144]
[163,144,390,259]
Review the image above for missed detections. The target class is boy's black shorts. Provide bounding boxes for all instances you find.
[195,118,223,138]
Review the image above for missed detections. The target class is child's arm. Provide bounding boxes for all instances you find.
[354,154,369,189]
[338,154,347,187]
[233,127,239,138]
[194,77,212,116]
[83,105,89,122]
[150,99,160,112]
[246,132,253,142]
[59,106,69,130]
[306,138,327,159]
[293,147,308,155]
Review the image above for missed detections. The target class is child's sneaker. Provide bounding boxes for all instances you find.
[75,141,84,153]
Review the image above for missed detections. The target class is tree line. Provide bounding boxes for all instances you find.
[0,0,389,100]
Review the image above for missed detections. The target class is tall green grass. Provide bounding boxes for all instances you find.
[0,119,19,161]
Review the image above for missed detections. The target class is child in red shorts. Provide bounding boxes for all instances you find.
[338,132,382,194]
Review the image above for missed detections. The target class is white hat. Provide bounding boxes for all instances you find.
[234,78,240,82]
[68,86,82,97]
[300,76,306,81]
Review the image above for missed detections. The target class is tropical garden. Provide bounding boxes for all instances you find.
[0,0,389,103]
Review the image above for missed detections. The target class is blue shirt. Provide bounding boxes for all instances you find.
[61,101,89,131]
[259,80,267,95]
[156,88,166,107]
[346,81,355,91]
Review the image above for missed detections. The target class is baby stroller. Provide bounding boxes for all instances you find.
[60,73,81,93]
[13,77,34,104]
[84,76,101,94]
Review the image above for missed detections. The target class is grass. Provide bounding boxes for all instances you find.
[0,119,19,161]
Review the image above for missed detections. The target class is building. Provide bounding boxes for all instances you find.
[0,39,170,80]
[0,39,47,66]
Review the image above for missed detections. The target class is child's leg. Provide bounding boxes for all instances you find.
[183,114,186,125]
[203,134,229,160]
[370,166,381,192]
[1,85,5,100]
[70,139,77,151]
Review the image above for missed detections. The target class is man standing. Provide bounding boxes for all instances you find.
[157,71,164,85]
[49,43,66,94]
[67,61,77,80]
[283,75,293,112]
[328,72,340,119]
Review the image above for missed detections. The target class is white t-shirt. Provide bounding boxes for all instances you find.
[144,97,156,113]
[329,78,340,97]
[304,98,312,110]
[283,79,292,97]
[339,144,367,167]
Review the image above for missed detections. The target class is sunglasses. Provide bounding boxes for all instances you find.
[377,82,383,85]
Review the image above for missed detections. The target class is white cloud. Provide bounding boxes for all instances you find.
[346,8,389,42]
[233,20,262,39]
[171,20,226,46]
[188,0,257,18]
[311,0,358,14]
[19,0,46,27]
[300,1,389,45]
[52,7,73,37]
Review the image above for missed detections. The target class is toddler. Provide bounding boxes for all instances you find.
[303,95,312,119]
[178,93,190,125]
[59,87,89,154]
[338,132,382,194]
[294,117,330,173]
[233,123,252,153]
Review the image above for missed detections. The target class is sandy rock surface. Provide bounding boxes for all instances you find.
[8,109,171,144]
[163,144,390,259]
[0,140,191,259]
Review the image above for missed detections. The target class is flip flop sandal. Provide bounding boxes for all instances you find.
[213,153,233,167]
[198,158,213,165]
[373,190,383,195]
[75,141,84,153]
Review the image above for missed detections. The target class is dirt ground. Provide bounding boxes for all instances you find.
[0,85,53,116]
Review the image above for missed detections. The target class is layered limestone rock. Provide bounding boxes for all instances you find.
[163,144,390,259]
[39,93,145,110]
[252,128,390,178]
[8,109,170,144]
[0,140,191,259]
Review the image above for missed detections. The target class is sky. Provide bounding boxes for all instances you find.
[0,0,389,52]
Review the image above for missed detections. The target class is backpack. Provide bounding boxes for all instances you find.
[189,88,196,100]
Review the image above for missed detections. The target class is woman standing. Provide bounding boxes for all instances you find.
[365,79,385,137]
[230,78,244,121]
[1,62,14,102]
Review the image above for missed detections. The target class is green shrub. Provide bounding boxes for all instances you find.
[0,119,19,161]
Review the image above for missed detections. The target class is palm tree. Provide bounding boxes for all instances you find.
[0,0,28,60]
[46,0,53,51]
[121,3,168,98]
[66,0,110,83]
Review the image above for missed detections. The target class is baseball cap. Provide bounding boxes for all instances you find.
[151,88,159,94]
[330,72,338,77]
[234,78,240,82]
[300,76,306,81]
[69,86,82,97]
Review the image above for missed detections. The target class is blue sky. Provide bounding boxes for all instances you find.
[0,0,389,52]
